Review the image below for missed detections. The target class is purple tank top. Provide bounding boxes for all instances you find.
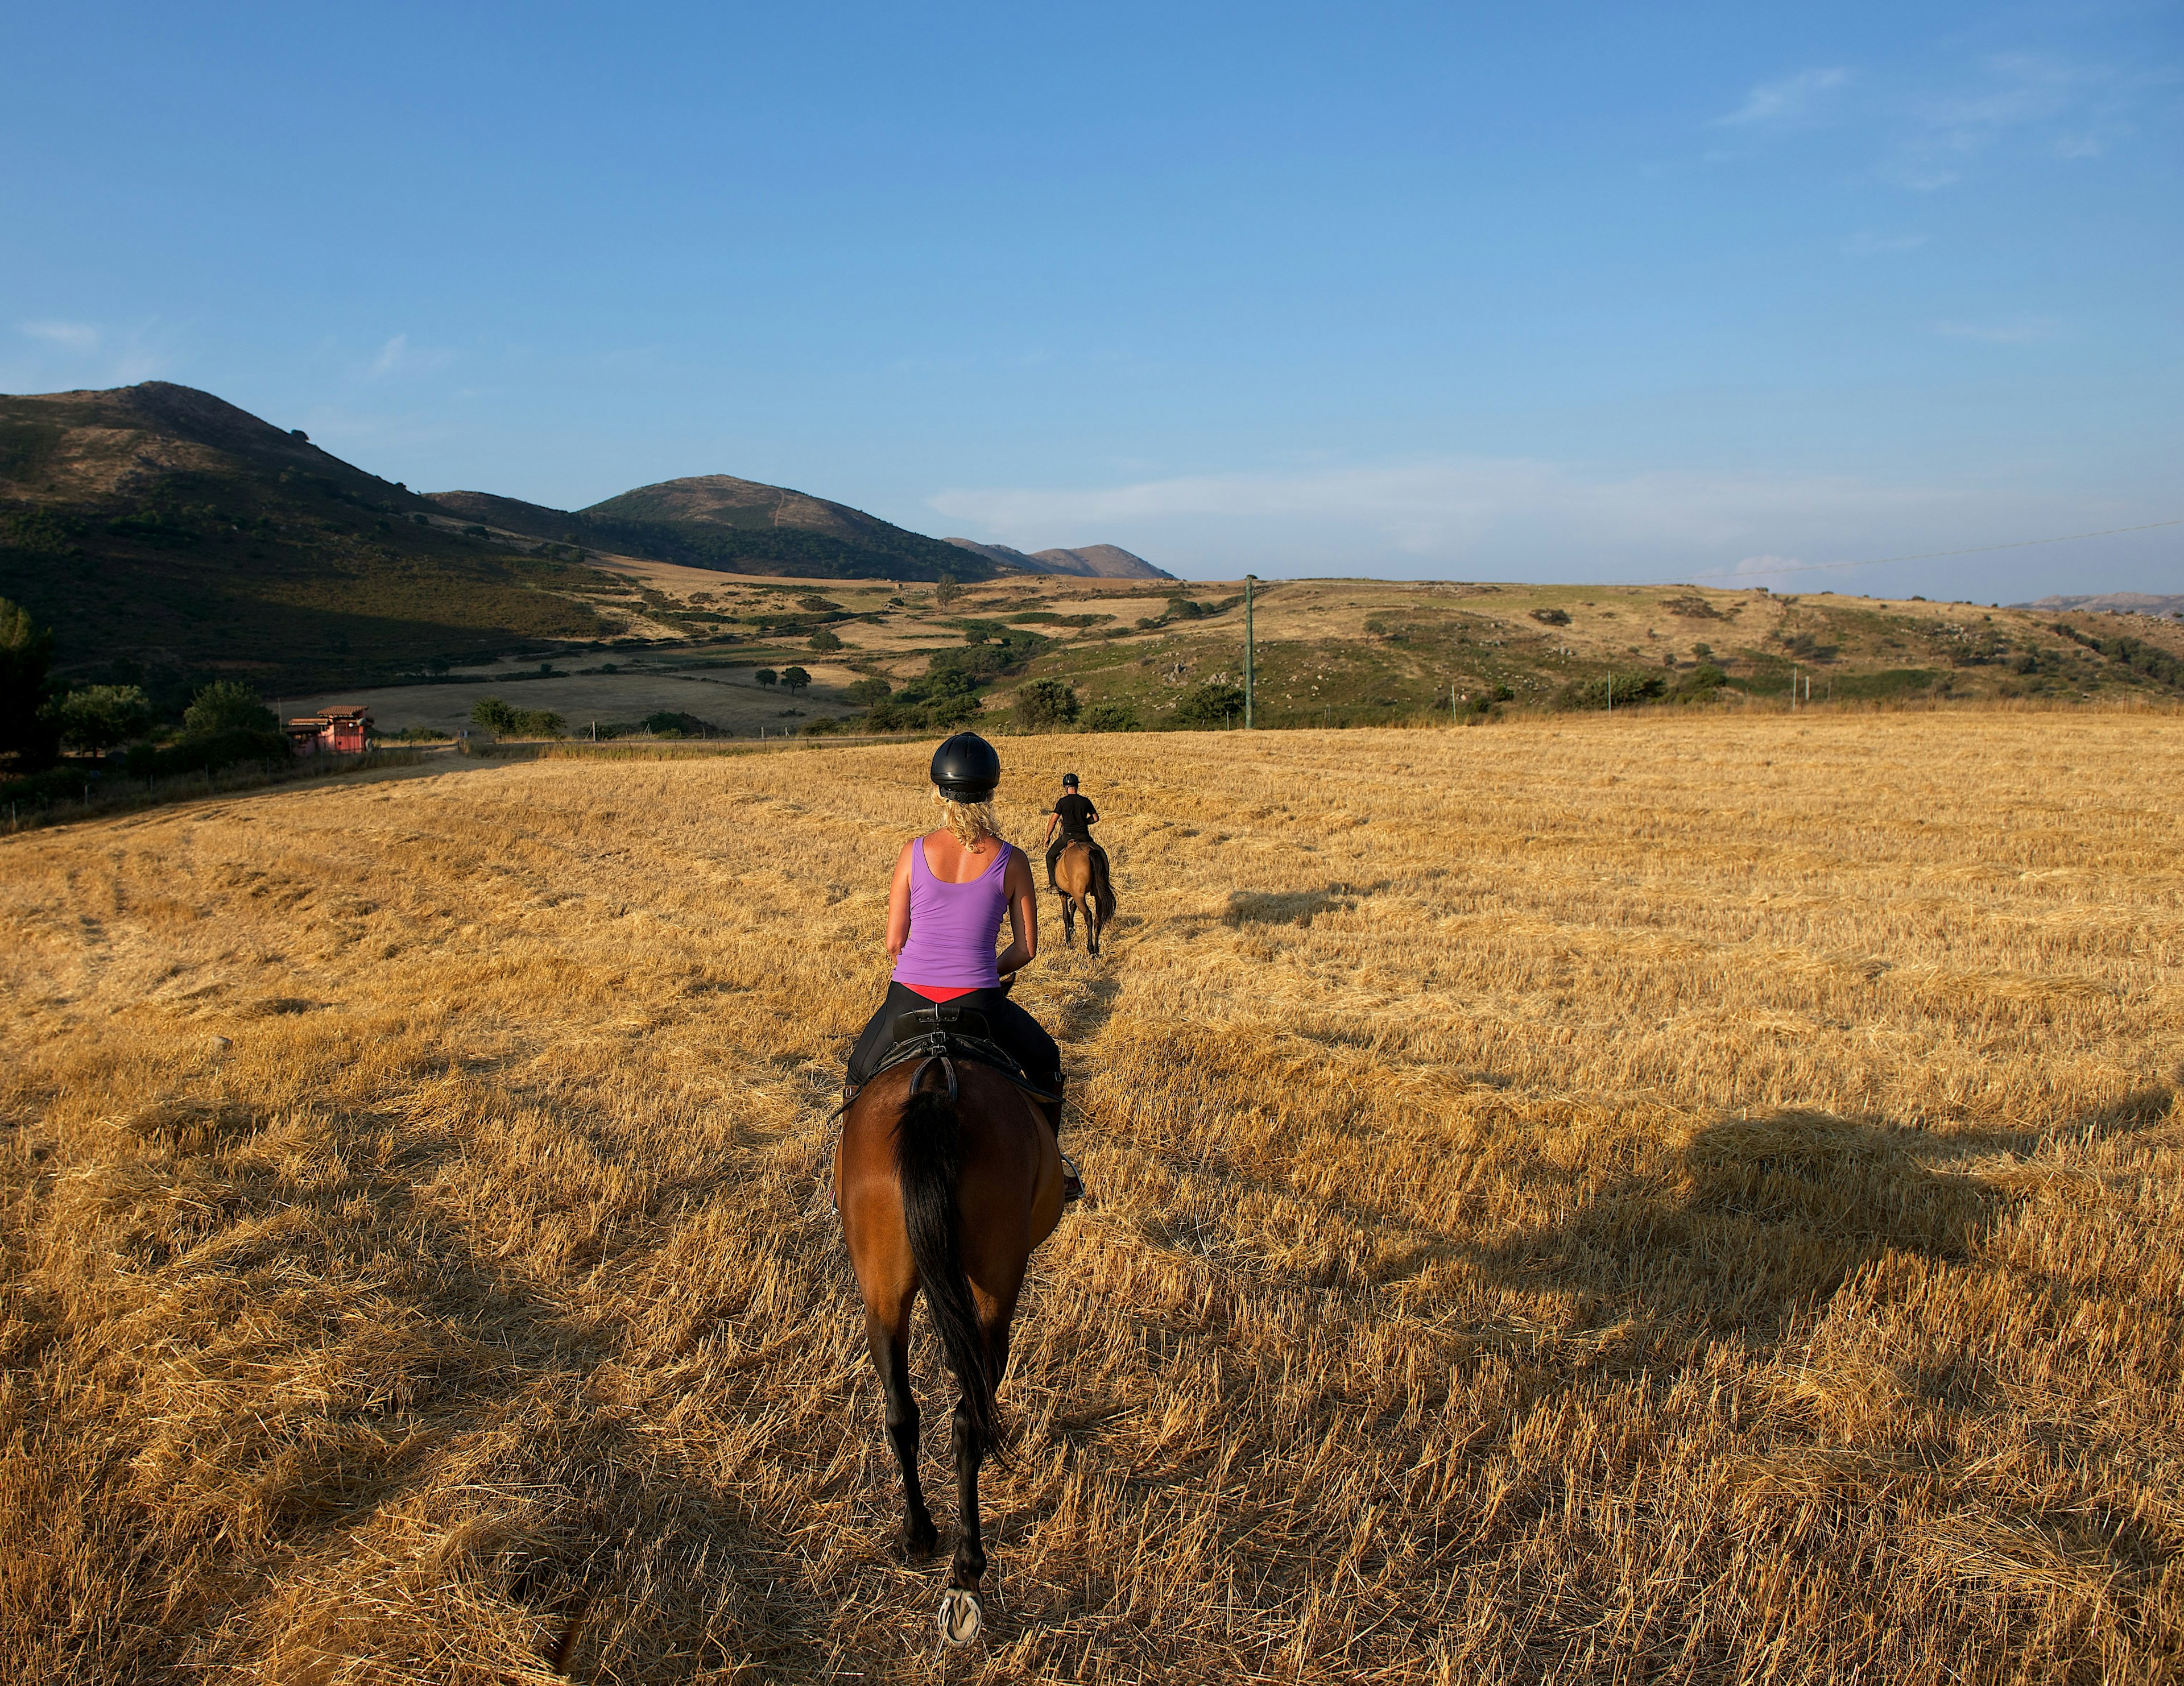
[893,838,1012,990]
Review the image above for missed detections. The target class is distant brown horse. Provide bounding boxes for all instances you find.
[1053,841,1115,956]
[836,1039,1066,1644]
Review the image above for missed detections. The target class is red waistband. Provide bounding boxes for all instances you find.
[904,982,978,1003]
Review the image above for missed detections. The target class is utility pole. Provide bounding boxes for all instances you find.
[1244,574,1258,730]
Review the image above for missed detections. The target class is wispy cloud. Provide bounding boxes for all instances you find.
[10,318,166,382]
[929,454,1980,578]
[19,320,102,350]
[1934,314,2059,343]
[1883,53,2141,189]
[1716,67,1850,128]
[1843,230,1927,256]
[369,333,456,378]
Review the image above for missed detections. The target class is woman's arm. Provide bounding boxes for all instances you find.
[884,838,916,960]
[995,847,1039,975]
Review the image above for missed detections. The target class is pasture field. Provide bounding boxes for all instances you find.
[1,712,2179,1683]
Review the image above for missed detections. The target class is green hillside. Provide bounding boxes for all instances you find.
[425,474,1010,583]
[0,384,609,707]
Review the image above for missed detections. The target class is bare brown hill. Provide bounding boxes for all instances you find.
[944,536,1175,579]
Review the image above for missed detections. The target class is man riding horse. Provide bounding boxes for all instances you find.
[1043,772,1107,892]
[843,731,1083,1202]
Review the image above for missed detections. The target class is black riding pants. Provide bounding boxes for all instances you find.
[845,980,1062,1097]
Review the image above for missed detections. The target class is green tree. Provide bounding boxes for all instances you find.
[808,628,844,652]
[1013,677,1081,731]
[183,680,277,737]
[470,696,521,734]
[933,573,961,608]
[843,676,892,706]
[755,668,778,687]
[52,684,154,753]
[1081,700,1139,732]
[780,666,811,693]
[0,596,59,769]
[1173,681,1248,727]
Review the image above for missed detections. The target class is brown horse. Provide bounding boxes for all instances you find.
[1053,841,1115,956]
[836,1045,1066,1643]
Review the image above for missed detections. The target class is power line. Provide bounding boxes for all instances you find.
[1655,517,2184,586]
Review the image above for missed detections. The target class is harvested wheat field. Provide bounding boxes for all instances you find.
[2,712,2180,1684]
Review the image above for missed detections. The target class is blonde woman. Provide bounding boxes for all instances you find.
[843,732,1080,1198]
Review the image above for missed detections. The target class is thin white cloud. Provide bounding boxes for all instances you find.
[369,333,456,378]
[1883,53,2140,189]
[1843,230,1927,256]
[1934,314,2058,343]
[929,454,1979,578]
[18,320,100,350]
[1716,67,1850,127]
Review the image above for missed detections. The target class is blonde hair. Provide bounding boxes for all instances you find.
[932,788,1004,851]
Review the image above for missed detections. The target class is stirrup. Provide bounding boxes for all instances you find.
[1059,1151,1084,1204]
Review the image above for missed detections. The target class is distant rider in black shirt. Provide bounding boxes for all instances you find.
[1044,772,1106,890]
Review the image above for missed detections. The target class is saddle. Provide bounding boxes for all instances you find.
[857,1003,1063,1109]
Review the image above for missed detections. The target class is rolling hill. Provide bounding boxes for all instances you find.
[0,383,610,704]
[0,380,1028,708]
[944,536,1176,579]
[428,475,1010,584]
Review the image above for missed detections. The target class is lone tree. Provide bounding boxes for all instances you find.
[780,666,811,693]
[933,573,961,609]
[755,668,778,687]
[52,685,153,754]
[1012,677,1081,731]
[808,628,844,652]
[0,596,59,769]
[183,680,277,738]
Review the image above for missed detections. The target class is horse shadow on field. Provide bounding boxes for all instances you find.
[1451,1080,2175,1380]
[1472,1109,2016,1350]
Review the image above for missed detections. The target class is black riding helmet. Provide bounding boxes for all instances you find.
[931,732,1001,802]
[1061,772,1079,788]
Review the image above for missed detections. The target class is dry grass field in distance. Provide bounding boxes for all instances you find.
[1,711,2179,1683]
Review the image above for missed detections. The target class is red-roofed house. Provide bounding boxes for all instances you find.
[285,706,373,757]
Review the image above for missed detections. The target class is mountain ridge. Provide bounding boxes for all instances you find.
[942,536,1174,579]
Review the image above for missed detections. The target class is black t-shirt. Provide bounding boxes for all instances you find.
[1053,793,1099,839]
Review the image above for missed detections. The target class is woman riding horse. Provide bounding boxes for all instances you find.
[843,731,1082,1200]
[835,732,1083,1643]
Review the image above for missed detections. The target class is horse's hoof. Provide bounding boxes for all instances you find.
[937,1588,983,1646]
[904,1520,939,1560]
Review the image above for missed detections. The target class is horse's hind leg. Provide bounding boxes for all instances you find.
[938,1307,1015,1641]
[864,1303,938,1559]
[1061,895,1076,947]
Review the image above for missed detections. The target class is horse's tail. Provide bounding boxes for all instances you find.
[1093,852,1116,924]
[893,1084,1000,1458]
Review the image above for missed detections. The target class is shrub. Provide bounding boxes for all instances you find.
[1558,672,1667,710]
[1172,681,1248,728]
[469,696,565,738]
[808,628,844,652]
[51,684,153,753]
[1531,607,1571,627]
[1081,701,1139,732]
[1013,678,1081,731]
[184,680,276,737]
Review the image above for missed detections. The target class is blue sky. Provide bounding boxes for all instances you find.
[3,2,2178,596]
